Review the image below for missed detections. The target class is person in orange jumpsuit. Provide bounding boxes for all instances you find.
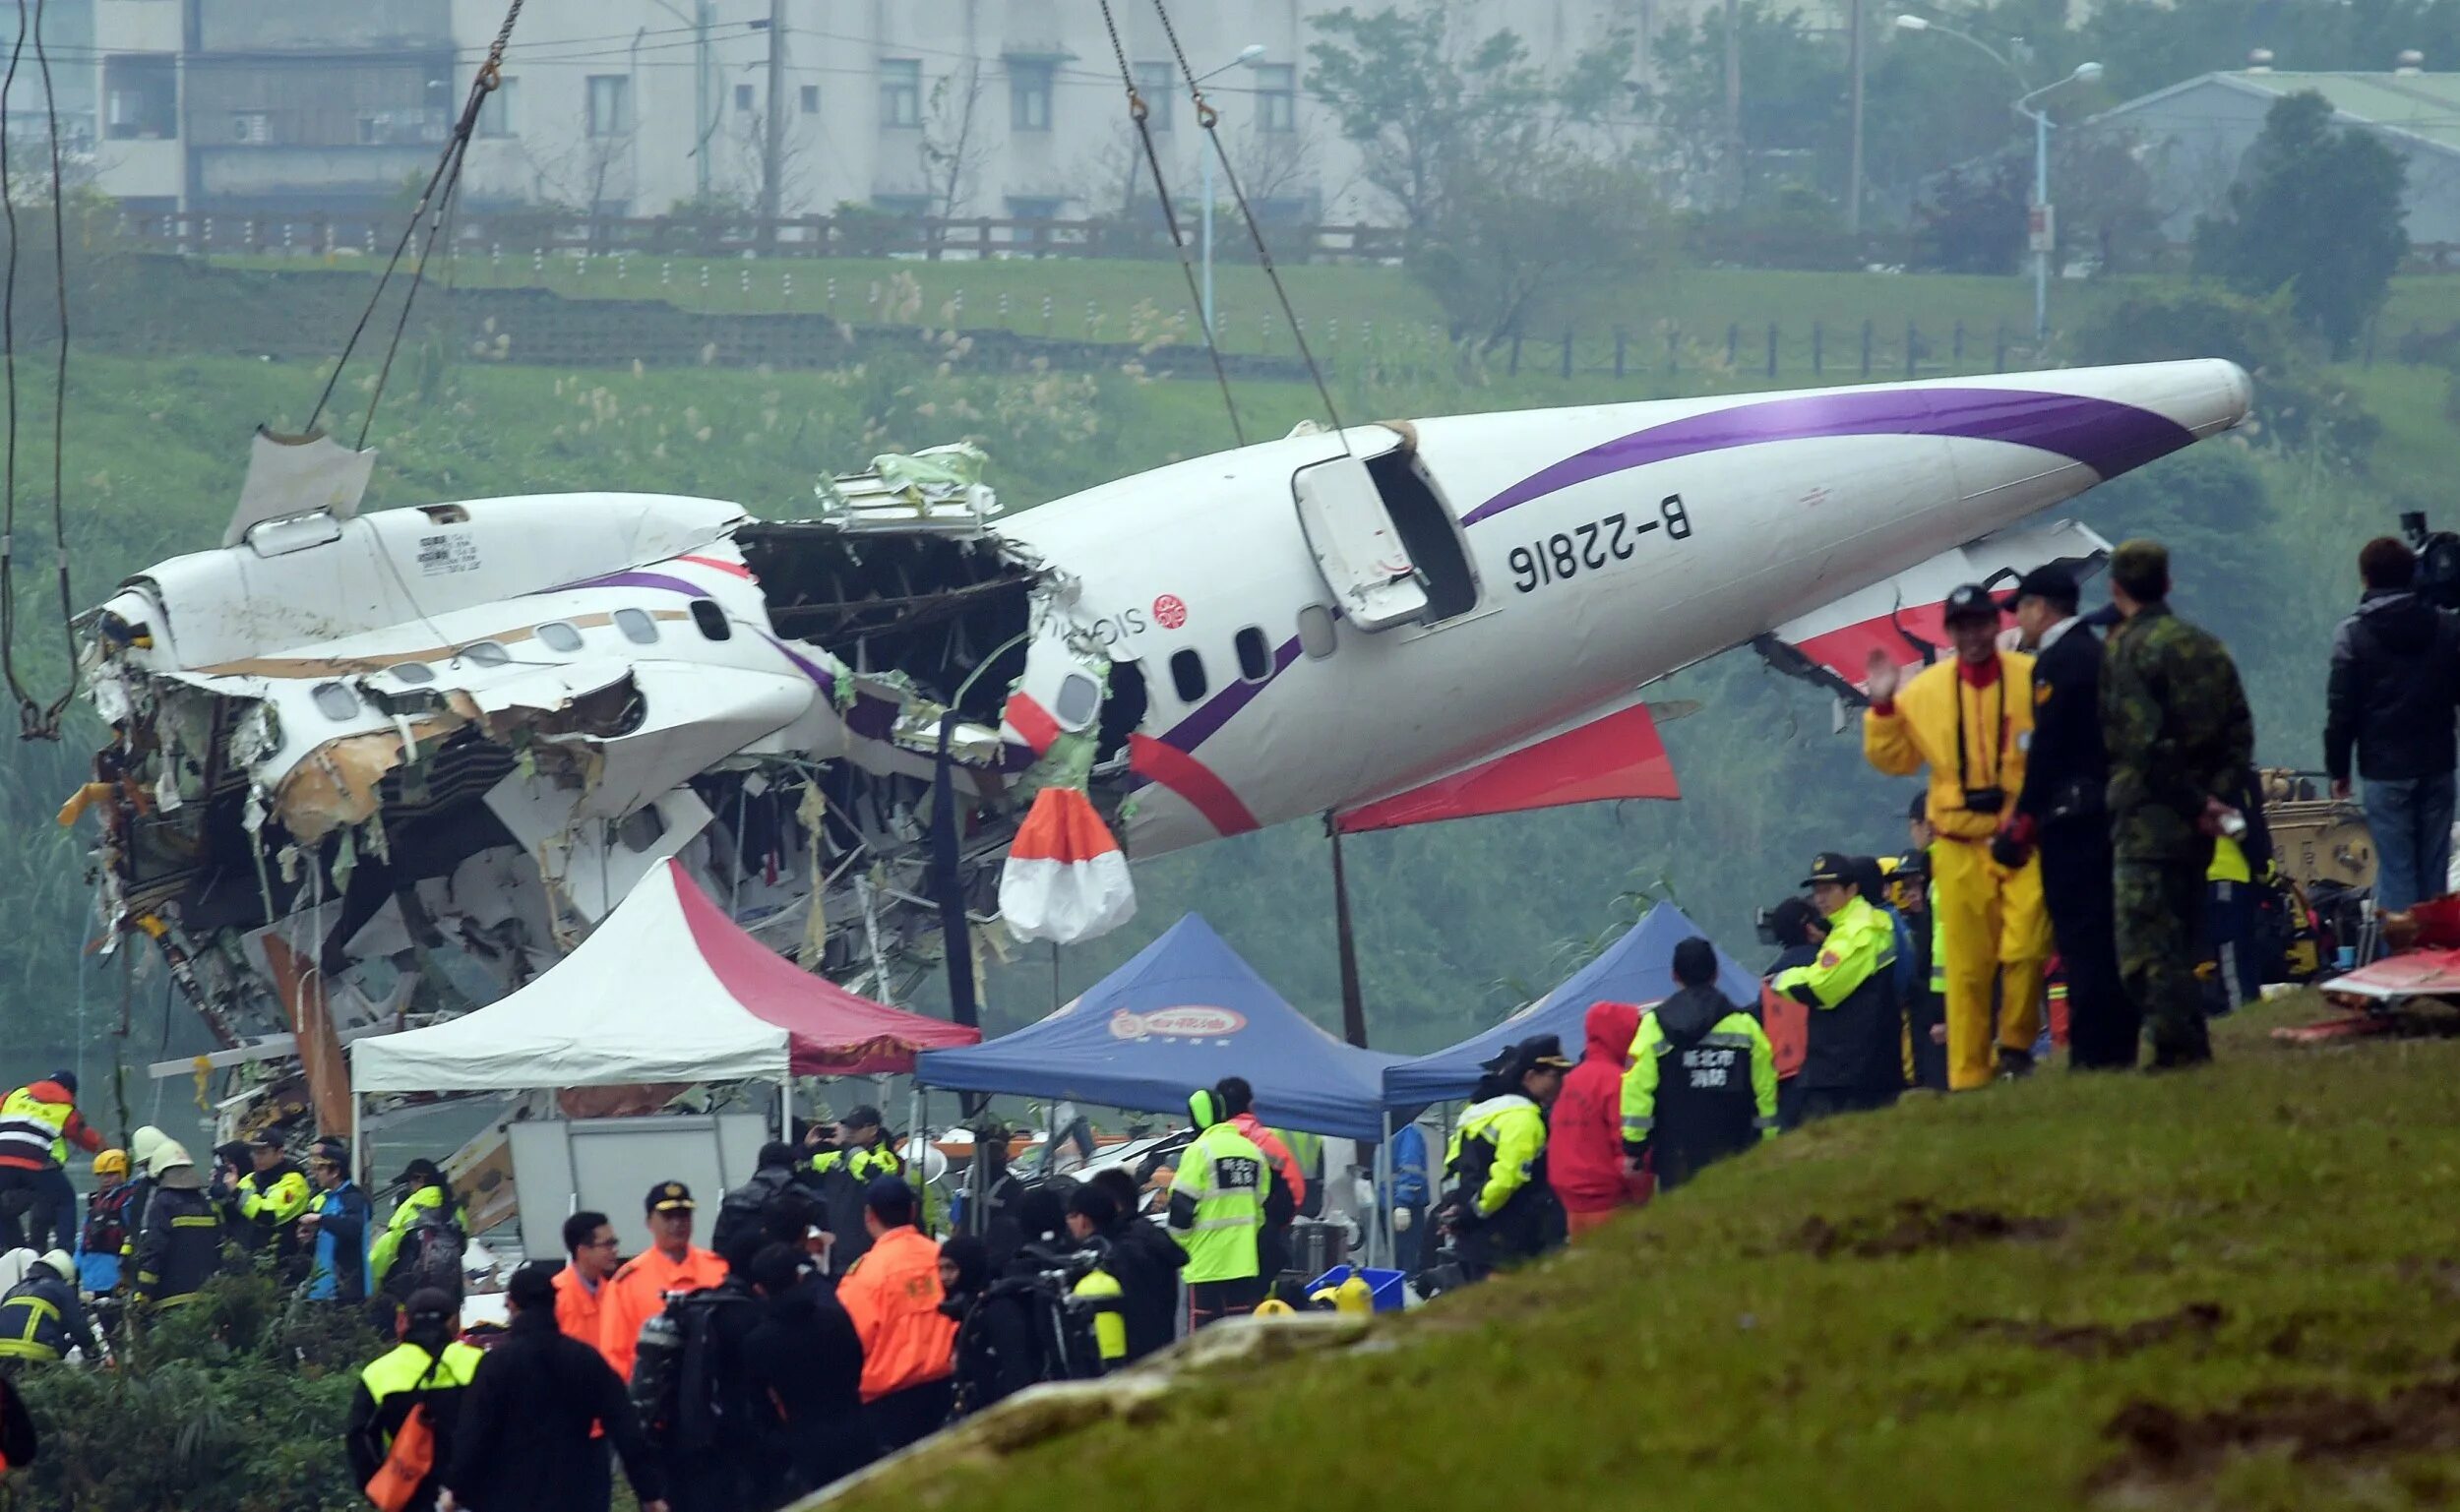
[597,1181,728,1383]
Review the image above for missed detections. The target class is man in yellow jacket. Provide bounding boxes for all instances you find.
[1864,583,2052,1089]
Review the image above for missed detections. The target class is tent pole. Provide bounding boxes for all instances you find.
[350,1086,365,1189]
[1377,1112,1392,1270]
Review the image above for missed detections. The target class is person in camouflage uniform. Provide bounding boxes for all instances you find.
[2100,539,2256,1069]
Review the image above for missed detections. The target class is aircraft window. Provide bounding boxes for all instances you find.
[689,599,733,640]
[390,661,435,685]
[1297,605,1337,660]
[1234,627,1272,683]
[311,681,360,721]
[1170,648,1208,703]
[461,641,512,667]
[1053,671,1101,729]
[536,621,584,653]
[614,608,659,644]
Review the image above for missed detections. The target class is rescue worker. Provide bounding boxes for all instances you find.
[1385,1119,1434,1275]
[1081,1168,1185,1361]
[939,1234,1038,1416]
[1550,1000,1651,1239]
[0,1250,104,1363]
[1214,1078,1305,1286]
[345,1287,484,1512]
[809,1107,903,1269]
[2103,539,2256,1070]
[2201,827,2261,1015]
[0,1070,103,1254]
[1773,854,1903,1122]
[739,1243,874,1499]
[596,1181,727,1384]
[1864,583,2053,1086]
[838,1177,955,1454]
[1061,1185,1130,1369]
[77,1148,135,1294]
[116,1126,172,1280]
[1884,854,1950,1091]
[1623,937,1779,1189]
[1440,1035,1571,1280]
[302,1137,373,1303]
[130,1138,222,1312]
[1167,1085,1272,1327]
[553,1210,618,1348]
[1269,1126,1326,1220]
[371,1158,463,1300]
[229,1129,313,1280]
[2006,565,2136,1070]
[435,1262,670,1512]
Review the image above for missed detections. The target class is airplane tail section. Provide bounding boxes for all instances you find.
[1753,517,2112,701]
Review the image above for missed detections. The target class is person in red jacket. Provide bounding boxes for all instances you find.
[1549,1002,1652,1240]
[0,1072,105,1254]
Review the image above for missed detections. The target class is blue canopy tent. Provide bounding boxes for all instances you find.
[1382,900,1760,1108]
[914,914,1403,1142]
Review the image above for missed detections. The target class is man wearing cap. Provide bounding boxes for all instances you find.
[1772,855,1905,1120]
[2006,564,2137,1069]
[1440,1035,1570,1280]
[372,1157,464,1302]
[1865,582,2052,1088]
[810,1106,904,1269]
[303,1137,374,1303]
[598,1181,728,1384]
[2102,539,2255,1069]
[1167,1087,1274,1326]
[0,1069,103,1254]
[837,1176,956,1453]
[229,1130,314,1282]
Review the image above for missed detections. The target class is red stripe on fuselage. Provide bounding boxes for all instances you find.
[1130,734,1260,837]
[677,554,756,578]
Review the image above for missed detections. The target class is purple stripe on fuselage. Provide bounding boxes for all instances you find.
[1460,387,2197,528]
[758,632,838,702]
[563,570,714,598]
[1159,634,1304,753]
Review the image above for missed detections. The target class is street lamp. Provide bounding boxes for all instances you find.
[1894,17,2099,346]
[1198,43,1267,339]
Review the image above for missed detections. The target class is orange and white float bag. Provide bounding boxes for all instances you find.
[999,786,1135,944]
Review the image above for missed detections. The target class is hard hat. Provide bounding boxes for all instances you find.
[147,1139,194,1178]
[1333,1276,1375,1315]
[1253,1298,1296,1317]
[93,1148,130,1179]
[36,1249,74,1282]
[899,1135,950,1185]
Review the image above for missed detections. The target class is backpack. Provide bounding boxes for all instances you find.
[384,1202,467,1301]
[710,1169,823,1262]
[629,1287,759,1452]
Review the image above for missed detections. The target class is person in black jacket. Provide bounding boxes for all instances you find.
[740,1244,875,1503]
[1621,938,1778,1189]
[1084,1168,1185,1361]
[938,1234,1040,1417]
[2006,565,2137,1069]
[436,1263,667,1512]
[2325,535,2460,915]
[711,1143,825,1266]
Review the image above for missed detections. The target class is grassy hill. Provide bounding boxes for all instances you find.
[823,998,2460,1512]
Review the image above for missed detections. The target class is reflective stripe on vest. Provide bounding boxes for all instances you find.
[0,1088,72,1166]
[0,1293,61,1360]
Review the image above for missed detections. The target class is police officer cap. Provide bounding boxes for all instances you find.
[1801,852,1859,887]
[1907,791,1930,823]
[49,1069,76,1097]
[1941,582,2002,624]
[1512,1034,1574,1071]
[2013,563,2080,607]
[646,1179,696,1213]
[248,1129,285,1152]
[394,1157,444,1187]
[403,1287,458,1325]
[1893,850,1929,878]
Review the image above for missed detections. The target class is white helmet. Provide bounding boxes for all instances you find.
[147,1138,195,1178]
[36,1249,75,1282]
[900,1135,950,1185]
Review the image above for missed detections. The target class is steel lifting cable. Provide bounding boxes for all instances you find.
[308,0,524,444]
[1095,0,1244,446]
[0,0,79,740]
[1148,0,1349,454]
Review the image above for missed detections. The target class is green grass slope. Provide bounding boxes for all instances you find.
[830,1000,2460,1512]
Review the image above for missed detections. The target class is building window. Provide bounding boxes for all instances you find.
[1253,62,1295,132]
[477,76,518,138]
[1170,648,1208,703]
[800,84,820,114]
[735,83,756,113]
[880,59,921,127]
[1135,62,1174,130]
[1010,59,1054,132]
[586,75,632,138]
[103,55,177,141]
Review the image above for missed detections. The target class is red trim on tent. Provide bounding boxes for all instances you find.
[665,861,980,1073]
[1336,703,1678,834]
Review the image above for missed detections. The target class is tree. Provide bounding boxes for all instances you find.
[1412,145,1665,357]
[1652,2,1846,206]
[2193,91,2408,357]
[1913,152,2027,274]
[919,57,996,221]
[1306,3,1632,235]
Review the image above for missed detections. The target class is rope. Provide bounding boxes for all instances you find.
[308,0,523,443]
[1149,0,1348,452]
[1095,0,1244,446]
[0,0,79,740]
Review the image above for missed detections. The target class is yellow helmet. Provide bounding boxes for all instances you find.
[93,1148,130,1179]
[1253,1298,1296,1317]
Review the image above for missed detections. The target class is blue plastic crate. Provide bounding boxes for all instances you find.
[1305,1264,1407,1312]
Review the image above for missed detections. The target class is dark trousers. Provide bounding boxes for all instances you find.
[1188,1276,1266,1329]
[2117,855,2210,1067]
[0,1169,36,1252]
[2040,819,2137,1069]
[864,1377,953,1457]
[1793,1085,1898,1125]
[2200,877,2260,1015]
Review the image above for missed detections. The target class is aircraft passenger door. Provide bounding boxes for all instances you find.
[1293,450,1429,632]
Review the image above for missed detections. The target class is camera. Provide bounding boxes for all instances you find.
[1964,785,2007,816]
[2402,512,2460,611]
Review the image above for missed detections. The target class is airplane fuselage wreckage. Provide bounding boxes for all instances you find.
[71,361,2251,1124]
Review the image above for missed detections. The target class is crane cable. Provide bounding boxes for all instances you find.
[1148,0,1348,454]
[0,0,83,741]
[1094,0,1244,447]
[308,0,524,448]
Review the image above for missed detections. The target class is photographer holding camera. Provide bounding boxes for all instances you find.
[1864,582,2053,1090]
